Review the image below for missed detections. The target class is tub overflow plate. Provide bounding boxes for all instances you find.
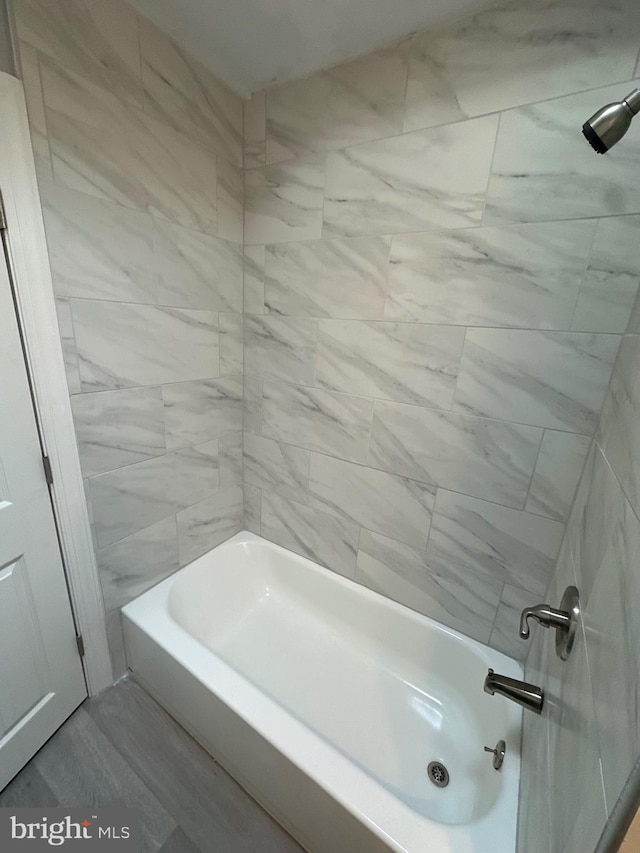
[427,761,450,788]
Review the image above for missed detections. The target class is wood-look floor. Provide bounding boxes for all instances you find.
[0,679,304,853]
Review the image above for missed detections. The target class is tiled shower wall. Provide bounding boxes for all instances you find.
[519,301,640,853]
[242,0,640,659]
[14,0,245,677]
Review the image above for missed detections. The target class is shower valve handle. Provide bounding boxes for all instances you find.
[519,586,580,661]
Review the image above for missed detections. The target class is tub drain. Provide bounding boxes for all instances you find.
[427,761,450,788]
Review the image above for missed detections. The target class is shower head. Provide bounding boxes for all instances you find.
[582,89,640,154]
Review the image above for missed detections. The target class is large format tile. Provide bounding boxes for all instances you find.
[264,236,390,319]
[405,0,640,127]
[245,156,326,244]
[308,454,435,549]
[72,301,218,391]
[176,486,243,565]
[42,182,155,303]
[243,484,262,535]
[244,91,266,169]
[572,215,640,333]
[368,400,541,508]
[90,441,219,547]
[217,157,243,244]
[14,0,143,106]
[525,431,591,522]
[323,114,499,237]
[583,493,640,813]
[315,320,465,408]
[244,245,266,314]
[262,380,373,463]
[244,315,318,384]
[96,517,179,613]
[600,335,640,516]
[162,377,243,452]
[140,17,242,166]
[41,59,219,234]
[243,434,310,504]
[386,220,596,328]
[261,492,360,578]
[485,79,640,224]
[71,387,166,477]
[453,329,620,434]
[266,42,408,163]
[219,313,244,376]
[34,707,176,851]
[154,220,243,312]
[356,530,502,642]
[219,431,243,488]
[427,490,564,594]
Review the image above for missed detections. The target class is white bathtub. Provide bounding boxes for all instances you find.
[122,531,522,853]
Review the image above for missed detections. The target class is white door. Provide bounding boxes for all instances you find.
[0,234,86,790]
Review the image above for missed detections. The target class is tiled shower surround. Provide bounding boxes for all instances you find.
[242,0,640,665]
[14,0,244,676]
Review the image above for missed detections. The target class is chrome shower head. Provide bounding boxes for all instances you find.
[582,89,640,154]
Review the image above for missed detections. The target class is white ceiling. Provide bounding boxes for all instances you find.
[127,0,488,98]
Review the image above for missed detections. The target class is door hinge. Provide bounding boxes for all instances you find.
[42,454,54,487]
[0,190,7,231]
[76,634,85,658]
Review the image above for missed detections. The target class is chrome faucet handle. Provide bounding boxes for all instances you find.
[519,586,580,661]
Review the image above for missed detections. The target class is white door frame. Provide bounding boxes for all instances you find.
[0,71,112,696]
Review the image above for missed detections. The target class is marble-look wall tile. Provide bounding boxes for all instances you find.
[427,490,564,594]
[139,17,242,166]
[177,485,243,565]
[54,296,80,395]
[219,431,243,487]
[14,0,143,106]
[243,433,310,503]
[105,610,126,681]
[72,301,219,391]
[572,215,640,334]
[356,530,502,642]
[41,58,219,234]
[244,245,266,314]
[154,219,243,312]
[243,484,262,535]
[308,454,435,550]
[583,492,640,813]
[243,373,263,434]
[525,431,591,522]
[265,42,408,163]
[262,380,373,463]
[453,329,620,434]
[71,387,165,478]
[219,313,244,376]
[244,156,326,244]
[261,492,359,578]
[485,80,640,224]
[244,91,266,169]
[216,158,243,244]
[162,377,243,452]
[489,584,534,662]
[265,236,390,319]
[18,40,52,181]
[386,220,596,329]
[368,400,541,508]
[96,517,179,613]
[41,182,155,303]
[315,320,464,409]
[599,335,640,518]
[244,315,318,383]
[90,441,219,548]
[323,114,499,237]
[406,0,640,124]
